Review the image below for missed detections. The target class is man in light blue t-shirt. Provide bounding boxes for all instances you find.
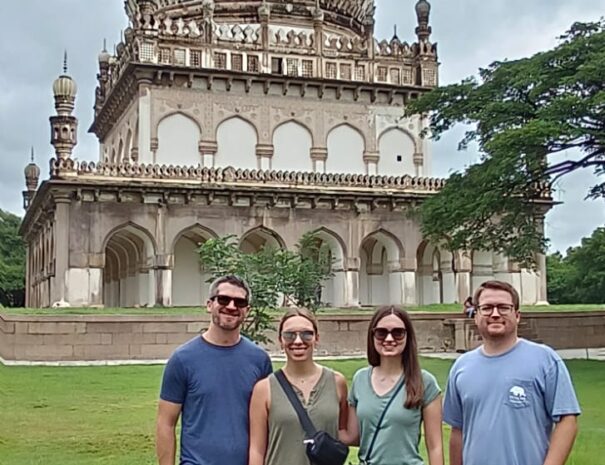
[443,280,580,465]
[156,275,272,465]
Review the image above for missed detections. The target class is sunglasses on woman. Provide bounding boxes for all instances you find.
[281,330,315,343]
[372,327,407,341]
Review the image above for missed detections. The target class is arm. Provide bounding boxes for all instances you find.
[542,415,578,465]
[449,427,463,465]
[334,372,354,444]
[423,395,444,465]
[341,405,360,446]
[249,379,270,465]
[156,399,182,465]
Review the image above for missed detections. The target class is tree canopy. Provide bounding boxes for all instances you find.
[547,227,605,304]
[405,20,605,266]
[0,209,25,307]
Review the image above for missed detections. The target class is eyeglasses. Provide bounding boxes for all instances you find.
[210,295,249,308]
[477,304,515,316]
[372,327,407,341]
[281,330,315,343]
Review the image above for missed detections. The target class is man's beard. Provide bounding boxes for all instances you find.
[212,311,243,330]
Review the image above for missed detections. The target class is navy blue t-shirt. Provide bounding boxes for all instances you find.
[160,335,272,465]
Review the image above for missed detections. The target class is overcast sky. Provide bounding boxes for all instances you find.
[1,0,604,253]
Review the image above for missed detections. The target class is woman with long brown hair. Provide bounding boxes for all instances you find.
[248,308,349,465]
[345,306,443,465]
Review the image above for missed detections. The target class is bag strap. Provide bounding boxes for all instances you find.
[275,369,317,438]
[363,377,405,463]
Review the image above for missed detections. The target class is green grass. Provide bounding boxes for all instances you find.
[2,303,603,316]
[0,359,602,465]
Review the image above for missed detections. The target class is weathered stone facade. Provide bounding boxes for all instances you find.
[19,1,551,308]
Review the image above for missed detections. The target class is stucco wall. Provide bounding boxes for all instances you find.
[1,312,603,363]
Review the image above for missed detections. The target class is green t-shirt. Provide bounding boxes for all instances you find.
[349,367,440,465]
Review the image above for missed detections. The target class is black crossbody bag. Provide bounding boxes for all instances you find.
[359,379,405,465]
[275,369,349,465]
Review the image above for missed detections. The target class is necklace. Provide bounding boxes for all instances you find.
[284,366,321,385]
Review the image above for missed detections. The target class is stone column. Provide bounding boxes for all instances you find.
[138,80,153,163]
[413,152,424,177]
[52,194,71,304]
[199,140,218,167]
[535,215,549,305]
[343,257,360,307]
[311,147,328,173]
[455,251,472,303]
[154,254,173,307]
[388,258,417,305]
[256,144,274,170]
[363,151,379,175]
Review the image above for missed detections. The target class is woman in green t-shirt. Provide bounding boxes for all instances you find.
[344,306,444,465]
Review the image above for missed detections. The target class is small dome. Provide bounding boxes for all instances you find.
[53,74,78,99]
[25,162,40,179]
[98,49,111,64]
[416,0,431,20]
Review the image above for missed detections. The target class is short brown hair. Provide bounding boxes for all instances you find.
[366,306,423,409]
[473,280,520,310]
[278,308,319,336]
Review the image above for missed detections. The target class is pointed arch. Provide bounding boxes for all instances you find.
[326,123,366,174]
[377,127,416,175]
[171,224,218,307]
[272,120,313,172]
[215,116,258,170]
[240,226,285,253]
[156,112,201,166]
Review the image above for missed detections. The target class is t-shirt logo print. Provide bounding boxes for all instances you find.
[508,385,528,407]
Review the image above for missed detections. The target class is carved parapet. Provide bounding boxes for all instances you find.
[49,157,77,178]
[67,159,448,193]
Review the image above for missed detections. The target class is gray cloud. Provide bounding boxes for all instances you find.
[1,0,603,253]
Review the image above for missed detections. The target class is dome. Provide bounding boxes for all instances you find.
[415,0,431,21]
[53,75,78,98]
[24,162,40,180]
[129,0,376,33]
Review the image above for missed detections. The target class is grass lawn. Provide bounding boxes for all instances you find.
[2,303,603,316]
[0,358,603,465]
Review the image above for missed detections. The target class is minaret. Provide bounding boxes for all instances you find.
[415,0,432,42]
[50,52,78,161]
[23,147,40,210]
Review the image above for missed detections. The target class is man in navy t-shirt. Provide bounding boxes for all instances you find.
[156,275,272,465]
[443,280,580,465]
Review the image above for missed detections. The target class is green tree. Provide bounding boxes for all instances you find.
[546,252,575,304]
[0,209,26,307]
[406,20,605,266]
[197,232,333,343]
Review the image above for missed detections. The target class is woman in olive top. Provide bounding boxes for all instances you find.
[248,308,349,465]
[346,306,444,465]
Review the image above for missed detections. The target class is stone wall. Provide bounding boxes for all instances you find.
[1,312,604,363]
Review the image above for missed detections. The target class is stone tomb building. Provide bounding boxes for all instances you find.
[20,0,550,308]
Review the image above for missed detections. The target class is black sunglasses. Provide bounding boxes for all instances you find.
[210,295,249,308]
[281,330,315,343]
[372,327,407,341]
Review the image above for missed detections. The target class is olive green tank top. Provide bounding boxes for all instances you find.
[265,367,340,465]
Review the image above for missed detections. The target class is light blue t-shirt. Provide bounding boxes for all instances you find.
[349,367,441,465]
[443,339,581,465]
[160,335,272,465]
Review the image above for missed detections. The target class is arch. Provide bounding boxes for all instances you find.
[171,224,218,307]
[102,222,156,308]
[326,123,366,174]
[416,241,456,304]
[156,112,201,167]
[378,126,418,152]
[377,127,416,175]
[359,229,404,305]
[272,120,313,172]
[117,139,125,163]
[239,226,285,253]
[306,227,347,307]
[215,116,258,170]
